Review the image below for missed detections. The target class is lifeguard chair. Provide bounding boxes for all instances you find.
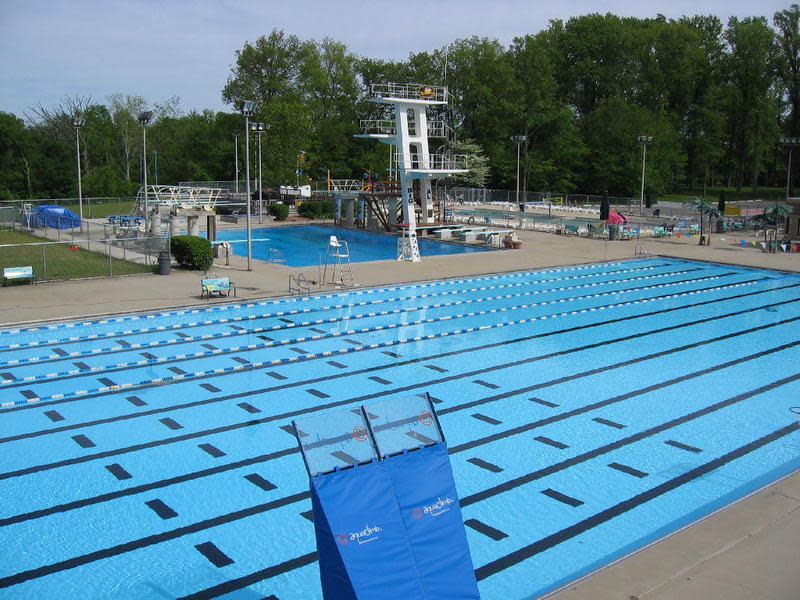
[323,235,354,286]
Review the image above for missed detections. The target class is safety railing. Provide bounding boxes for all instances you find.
[393,153,468,171]
[370,83,448,102]
[359,119,396,135]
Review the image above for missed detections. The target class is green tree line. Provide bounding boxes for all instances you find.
[2,7,800,201]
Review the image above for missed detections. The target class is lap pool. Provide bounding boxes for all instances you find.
[214,224,491,266]
[0,258,798,599]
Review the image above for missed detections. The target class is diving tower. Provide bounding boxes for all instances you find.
[355,83,467,262]
[134,185,223,238]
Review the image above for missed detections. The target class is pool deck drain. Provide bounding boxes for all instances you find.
[1,219,799,600]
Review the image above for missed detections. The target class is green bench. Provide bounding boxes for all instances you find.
[201,276,236,300]
[3,266,35,286]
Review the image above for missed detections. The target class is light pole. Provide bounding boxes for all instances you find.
[233,134,240,194]
[637,135,653,216]
[138,111,154,232]
[251,122,269,224]
[511,135,527,227]
[240,101,256,270]
[72,115,84,224]
[780,137,800,200]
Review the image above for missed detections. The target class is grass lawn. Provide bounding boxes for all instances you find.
[0,229,153,282]
[662,186,786,203]
[58,199,137,219]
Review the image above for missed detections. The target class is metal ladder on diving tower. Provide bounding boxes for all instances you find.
[323,236,354,286]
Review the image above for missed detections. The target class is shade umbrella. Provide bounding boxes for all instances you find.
[607,210,625,225]
[599,192,610,221]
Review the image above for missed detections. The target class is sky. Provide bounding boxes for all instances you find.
[0,0,791,121]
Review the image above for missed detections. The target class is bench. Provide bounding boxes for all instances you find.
[3,266,35,286]
[201,276,236,300]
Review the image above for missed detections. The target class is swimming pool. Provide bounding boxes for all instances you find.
[1,258,798,599]
[214,224,491,266]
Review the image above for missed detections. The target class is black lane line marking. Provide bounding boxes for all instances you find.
[73,361,90,370]
[126,396,146,407]
[474,379,499,389]
[257,335,273,342]
[428,395,444,404]
[472,413,502,425]
[140,352,158,360]
[195,542,234,568]
[343,339,363,345]
[228,325,245,331]
[5,314,798,490]
[3,278,789,414]
[237,402,261,414]
[71,434,95,449]
[201,384,221,393]
[327,361,347,369]
[665,440,703,453]
[169,367,187,375]
[20,390,38,400]
[266,371,287,380]
[244,473,278,492]
[331,450,359,465]
[176,552,317,600]
[232,357,251,365]
[145,499,178,520]
[278,318,294,324]
[534,436,568,449]
[105,463,132,480]
[2,260,675,355]
[160,418,183,431]
[465,519,509,541]
[530,397,558,407]
[1,372,15,382]
[198,444,225,458]
[467,458,504,473]
[201,344,218,350]
[369,376,391,385]
[541,488,584,507]
[44,410,64,422]
[382,351,402,358]
[98,377,116,387]
[474,422,799,581]
[309,328,326,334]
[608,462,648,478]
[244,473,276,491]
[306,389,329,399]
[176,332,191,338]
[278,424,299,437]
[460,372,800,507]
[593,417,626,429]
[53,348,68,356]
[300,510,314,522]
[2,377,794,588]
[425,364,448,372]
[406,430,436,444]
[115,340,131,348]
[289,347,309,354]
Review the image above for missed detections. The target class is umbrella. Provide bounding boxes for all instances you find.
[599,191,610,220]
[607,210,625,225]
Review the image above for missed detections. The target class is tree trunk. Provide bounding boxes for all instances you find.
[20,153,33,199]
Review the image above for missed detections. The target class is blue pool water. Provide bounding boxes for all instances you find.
[214,224,490,266]
[1,258,799,600]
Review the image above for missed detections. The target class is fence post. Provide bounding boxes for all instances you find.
[108,241,113,277]
[41,244,47,282]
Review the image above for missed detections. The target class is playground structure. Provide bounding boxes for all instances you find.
[353,83,468,262]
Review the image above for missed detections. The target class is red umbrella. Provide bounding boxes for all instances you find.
[607,211,625,225]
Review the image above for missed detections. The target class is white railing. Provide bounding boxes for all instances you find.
[370,83,448,102]
[359,119,396,134]
[393,153,468,171]
[136,185,223,208]
[328,179,366,192]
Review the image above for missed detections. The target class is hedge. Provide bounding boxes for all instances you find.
[298,200,335,220]
[170,235,213,270]
[268,203,290,221]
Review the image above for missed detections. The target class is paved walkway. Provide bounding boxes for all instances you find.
[1,221,798,600]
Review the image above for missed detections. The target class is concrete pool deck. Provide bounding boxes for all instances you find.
[1,221,799,600]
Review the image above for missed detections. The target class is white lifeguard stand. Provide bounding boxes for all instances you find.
[323,235,355,286]
[355,83,468,262]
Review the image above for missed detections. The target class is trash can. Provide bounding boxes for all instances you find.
[157,251,171,275]
[608,224,619,241]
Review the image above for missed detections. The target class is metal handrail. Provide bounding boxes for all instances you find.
[370,83,447,102]
[393,153,468,170]
[359,119,395,134]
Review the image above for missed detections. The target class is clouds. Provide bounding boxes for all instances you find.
[0,0,788,119]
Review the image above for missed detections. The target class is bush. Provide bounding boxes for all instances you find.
[268,203,290,221]
[298,200,335,220]
[170,235,212,270]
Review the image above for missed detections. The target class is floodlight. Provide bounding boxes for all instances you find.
[138,111,154,126]
[72,116,85,128]
[240,101,256,116]
[510,135,527,142]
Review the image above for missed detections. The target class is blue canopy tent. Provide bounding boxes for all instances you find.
[30,205,81,229]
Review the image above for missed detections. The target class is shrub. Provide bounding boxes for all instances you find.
[298,200,335,220]
[170,235,212,270]
[268,203,290,221]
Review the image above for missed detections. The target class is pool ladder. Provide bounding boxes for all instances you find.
[635,244,651,259]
